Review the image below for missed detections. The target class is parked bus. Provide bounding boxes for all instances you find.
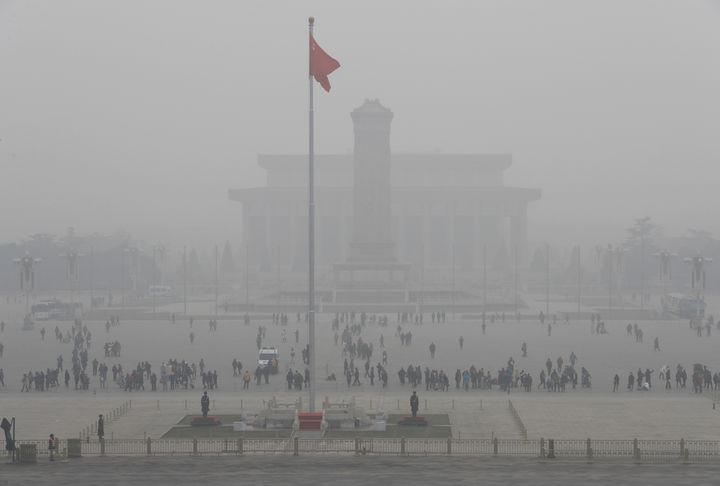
[31,301,54,321]
[148,285,172,297]
[661,293,705,319]
[31,300,82,321]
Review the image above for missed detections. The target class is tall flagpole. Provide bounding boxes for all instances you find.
[307,16,317,413]
[577,245,581,317]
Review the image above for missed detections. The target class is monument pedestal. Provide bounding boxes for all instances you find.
[332,261,411,304]
[347,242,396,263]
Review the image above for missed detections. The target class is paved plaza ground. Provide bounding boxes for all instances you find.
[1,293,720,442]
[1,455,718,486]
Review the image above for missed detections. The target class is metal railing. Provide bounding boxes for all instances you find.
[4,439,69,458]
[5,437,720,463]
[507,400,528,439]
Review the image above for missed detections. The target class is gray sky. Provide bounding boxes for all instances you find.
[1,0,719,251]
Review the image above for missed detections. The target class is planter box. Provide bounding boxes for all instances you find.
[397,416,428,426]
[190,416,222,426]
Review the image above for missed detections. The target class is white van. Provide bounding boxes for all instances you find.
[258,346,279,374]
[148,285,172,297]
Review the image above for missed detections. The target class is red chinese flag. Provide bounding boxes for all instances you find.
[310,35,340,92]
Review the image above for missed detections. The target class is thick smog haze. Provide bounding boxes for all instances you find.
[1,0,719,247]
[5,3,720,480]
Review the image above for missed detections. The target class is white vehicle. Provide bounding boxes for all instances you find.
[258,346,279,374]
[148,285,172,297]
[661,293,705,319]
[31,301,52,321]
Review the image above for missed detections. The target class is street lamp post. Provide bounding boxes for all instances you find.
[640,234,646,310]
[14,252,41,317]
[608,248,613,317]
[215,244,219,319]
[545,243,550,317]
[420,238,425,312]
[576,245,582,316]
[654,250,676,296]
[483,243,487,316]
[451,242,456,318]
[60,248,82,310]
[183,246,187,316]
[89,248,94,307]
[152,246,158,315]
[514,245,519,315]
[152,247,157,315]
[275,242,281,308]
[151,243,166,316]
[685,255,712,324]
[123,247,139,309]
[121,249,125,309]
[245,242,249,307]
[605,244,627,318]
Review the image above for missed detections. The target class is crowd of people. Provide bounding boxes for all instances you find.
[2,302,720,408]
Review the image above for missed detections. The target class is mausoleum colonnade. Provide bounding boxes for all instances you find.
[231,186,536,276]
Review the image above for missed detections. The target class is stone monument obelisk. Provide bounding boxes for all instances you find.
[332,99,410,305]
[348,99,395,262]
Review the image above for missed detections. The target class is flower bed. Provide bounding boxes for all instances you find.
[397,416,428,426]
[190,416,222,426]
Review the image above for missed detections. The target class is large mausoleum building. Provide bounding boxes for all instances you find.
[229,100,540,302]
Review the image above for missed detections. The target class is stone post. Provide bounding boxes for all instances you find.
[680,438,686,461]
[19,444,37,464]
[633,438,640,460]
[547,439,555,459]
[586,438,592,460]
[67,438,82,458]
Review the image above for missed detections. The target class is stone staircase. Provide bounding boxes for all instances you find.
[294,412,325,438]
[297,412,323,431]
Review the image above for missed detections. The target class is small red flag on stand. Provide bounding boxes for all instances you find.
[310,34,340,92]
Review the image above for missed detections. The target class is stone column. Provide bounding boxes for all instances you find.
[510,205,528,266]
